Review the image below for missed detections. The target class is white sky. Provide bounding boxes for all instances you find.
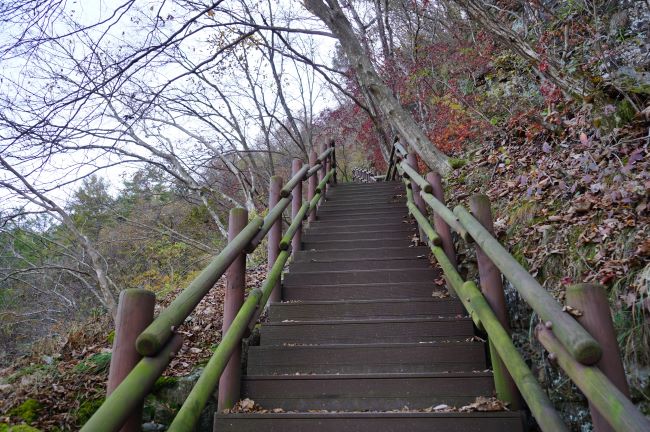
[0,0,339,210]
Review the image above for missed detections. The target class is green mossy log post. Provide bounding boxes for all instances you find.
[290,159,304,255]
[401,162,433,193]
[406,153,428,241]
[566,284,631,432]
[280,202,309,251]
[81,335,183,432]
[469,194,521,410]
[280,164,308,198]
[409,205,565,430]
[107,289,155,432]
[267,176,283,304]
[406,201,441,246]
[246,194,292,253]
[537,326,650,432]
[308,151,318,223]
[218,208,248,412]
[135,216,263,356]
[454,205,602,365]
[428,172,459,268]
[167,290,262,432]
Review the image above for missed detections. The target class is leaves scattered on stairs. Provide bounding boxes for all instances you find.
[224,396,509,415]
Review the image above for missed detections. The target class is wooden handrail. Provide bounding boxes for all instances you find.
[83,146,337,432]
[385,139,648,432]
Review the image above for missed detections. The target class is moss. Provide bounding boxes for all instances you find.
[74,397,105,425]
[8,399,41,424]
[152,376,178,394]
[106,330,115,345]
[616,99,636,126]
[449,158,467,169]
[74,352,111,374]
[0,425,42,432]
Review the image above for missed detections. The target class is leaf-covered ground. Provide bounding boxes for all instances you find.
[0,266,266,431]
[444,105,650,425]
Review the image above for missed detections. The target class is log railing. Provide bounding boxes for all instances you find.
[387,141,649,432]
[81,142,337,432]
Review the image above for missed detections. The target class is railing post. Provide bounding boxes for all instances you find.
[469,194,521,410]
[291,159,303,256]
[268,176,283,303]
[566,283,631,432]
[308,151,317,222]
[107,289,155,432]
[218,207,248,412]
[330,140,337,184]
[426,172,458,269]
[318,143,326,201]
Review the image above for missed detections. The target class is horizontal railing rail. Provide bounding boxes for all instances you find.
[388,139,650,432]
[82,142,337,432]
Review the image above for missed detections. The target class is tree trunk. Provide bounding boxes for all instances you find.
[303,0,451,175]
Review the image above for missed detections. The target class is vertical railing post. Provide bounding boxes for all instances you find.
[330,140,337,184]
[268,176,283,303]
[308,150,317,222]
[218,207,248,412]
[566,283,631,432]
[107,289,155,432]
[318,143,326,203]
[291,158,303,256]
[469,194,521,410]
[426,172,458,269]
[323,143,331,195]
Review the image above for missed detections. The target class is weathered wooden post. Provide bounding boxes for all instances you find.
[427,172,458,269]
[318,143,327,203]
[308,151,318,222]
[268,176,283,303]
[330,140,337,184]
[291,159,303,256]
[566,283,631,432]
[107,289,156,432]
[218,207,248,412]
[469,194,521,410]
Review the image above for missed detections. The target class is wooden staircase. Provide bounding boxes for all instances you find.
[214,181,526,431]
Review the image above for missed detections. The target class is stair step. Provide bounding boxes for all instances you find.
[284,268,438,286]
[306,224,415,235]
[288,257,429,272]
[303,238,413,250]
[247,341,486,375]
[282,282,442,300]
[269,298,465,321]
[303,226,416,237]
[312,214,410,225]
[294,247,429,262]
[323,197,406,206]
[320,202,406,212]
[240,372,494,411]
[316,209,407,220]
[214,411,526,432]
[302,230,412,243]
[331,182,402,190]
[260,317,474,344]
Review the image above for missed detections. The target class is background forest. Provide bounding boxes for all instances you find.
[1,0,649,430]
